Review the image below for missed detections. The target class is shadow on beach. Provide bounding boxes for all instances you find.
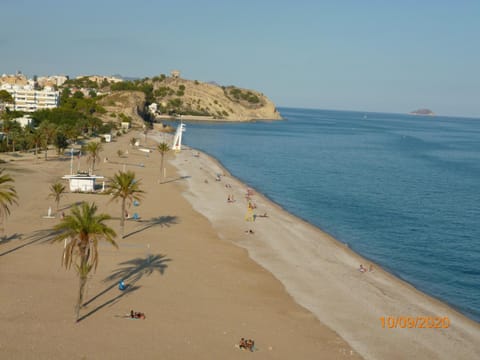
[77,254,171,323]
[159,175,190,185]
[107,160,146,168]
[0,229,60,257]
[124,215,178,238]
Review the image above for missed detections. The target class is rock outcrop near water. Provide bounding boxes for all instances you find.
[98,75,282,125]
[150,77,282,121]
[410,108,435,116]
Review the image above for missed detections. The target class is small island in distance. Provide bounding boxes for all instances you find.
[409,108,435,116]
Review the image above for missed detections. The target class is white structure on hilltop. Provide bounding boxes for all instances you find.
[172,122,186,151]
[1,84,59,112]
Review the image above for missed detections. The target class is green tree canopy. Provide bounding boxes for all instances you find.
[53,202,117,320]
[107,170,144,237]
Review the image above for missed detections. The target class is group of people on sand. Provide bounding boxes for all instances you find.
[359,264,374,273]
[238,338,255,352]
[130,310,146,319]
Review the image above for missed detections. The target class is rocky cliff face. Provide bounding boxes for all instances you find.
[151,77,282,121]
[96,77,282,126]
[98,91,146,127]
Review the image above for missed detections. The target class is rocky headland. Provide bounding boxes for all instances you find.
[95,74,282,126]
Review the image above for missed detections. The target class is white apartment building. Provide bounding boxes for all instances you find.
[1,84,59,112]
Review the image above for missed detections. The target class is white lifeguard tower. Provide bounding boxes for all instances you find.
[172,122,186,151]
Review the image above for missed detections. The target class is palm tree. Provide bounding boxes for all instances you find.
[157,142,171,181]
[107,170,144,237]
[53,202,117,321]
[29,128,42,158]
[0,168,19,237]
[38,121,57,160]
[48,181,66,212]
[85,141,103,173]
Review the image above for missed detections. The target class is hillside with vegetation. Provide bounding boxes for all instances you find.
[148,75,281,121]
[0,73,281,155]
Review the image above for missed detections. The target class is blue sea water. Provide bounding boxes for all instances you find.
[176,108,480,323]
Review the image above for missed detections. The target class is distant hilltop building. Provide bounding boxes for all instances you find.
[37,75,68,88]
[1,73,28,87]
[76,75,123,84]
[171,70,180,78]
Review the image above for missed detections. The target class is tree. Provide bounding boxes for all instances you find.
[28,128,42,157]
[0,90,14,104]
[8,124,22,152]
[53,202,117,321]
[85,141,103,172]
[157,142,171,181]
[107,171,144,237]
[0,169,18,237]
[54,128,69,154]
[48,182,66,212]
[38,121,57,160]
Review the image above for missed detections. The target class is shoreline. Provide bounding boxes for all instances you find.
[0,132,362,359]
[163,133,480,359]
[179,144,476,322]
[1,130,478,359]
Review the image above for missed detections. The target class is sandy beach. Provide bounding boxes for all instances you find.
[167,137,480,360]
[0,129,479,359]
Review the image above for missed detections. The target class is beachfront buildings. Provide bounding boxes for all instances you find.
[0,73,60,112]
[1,86,60,112]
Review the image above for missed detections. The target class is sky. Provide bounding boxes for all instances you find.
[1,0,479,117]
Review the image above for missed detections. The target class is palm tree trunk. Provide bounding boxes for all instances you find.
[76,273,88,321]
[121,198,126,238]
[160,155,164,181]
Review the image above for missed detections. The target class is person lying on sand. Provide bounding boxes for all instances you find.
[130,310,146,319]
[238,338,255,351]
[359,264,367,273]
[245,229,255,234]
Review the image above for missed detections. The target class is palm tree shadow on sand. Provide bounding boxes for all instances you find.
[123,215,178,239]
[0,229,62,257]
[77,254,171,323]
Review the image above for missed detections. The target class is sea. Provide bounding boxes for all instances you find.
[173,107,480,323]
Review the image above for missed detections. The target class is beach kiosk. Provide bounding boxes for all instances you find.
[62,173,105,192]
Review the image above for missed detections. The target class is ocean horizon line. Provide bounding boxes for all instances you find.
[276,105,480,121]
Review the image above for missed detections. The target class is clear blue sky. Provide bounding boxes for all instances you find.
[1,0,479,117]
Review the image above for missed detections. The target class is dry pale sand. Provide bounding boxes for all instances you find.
[164,133,480,360]
[0,132,362,360]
